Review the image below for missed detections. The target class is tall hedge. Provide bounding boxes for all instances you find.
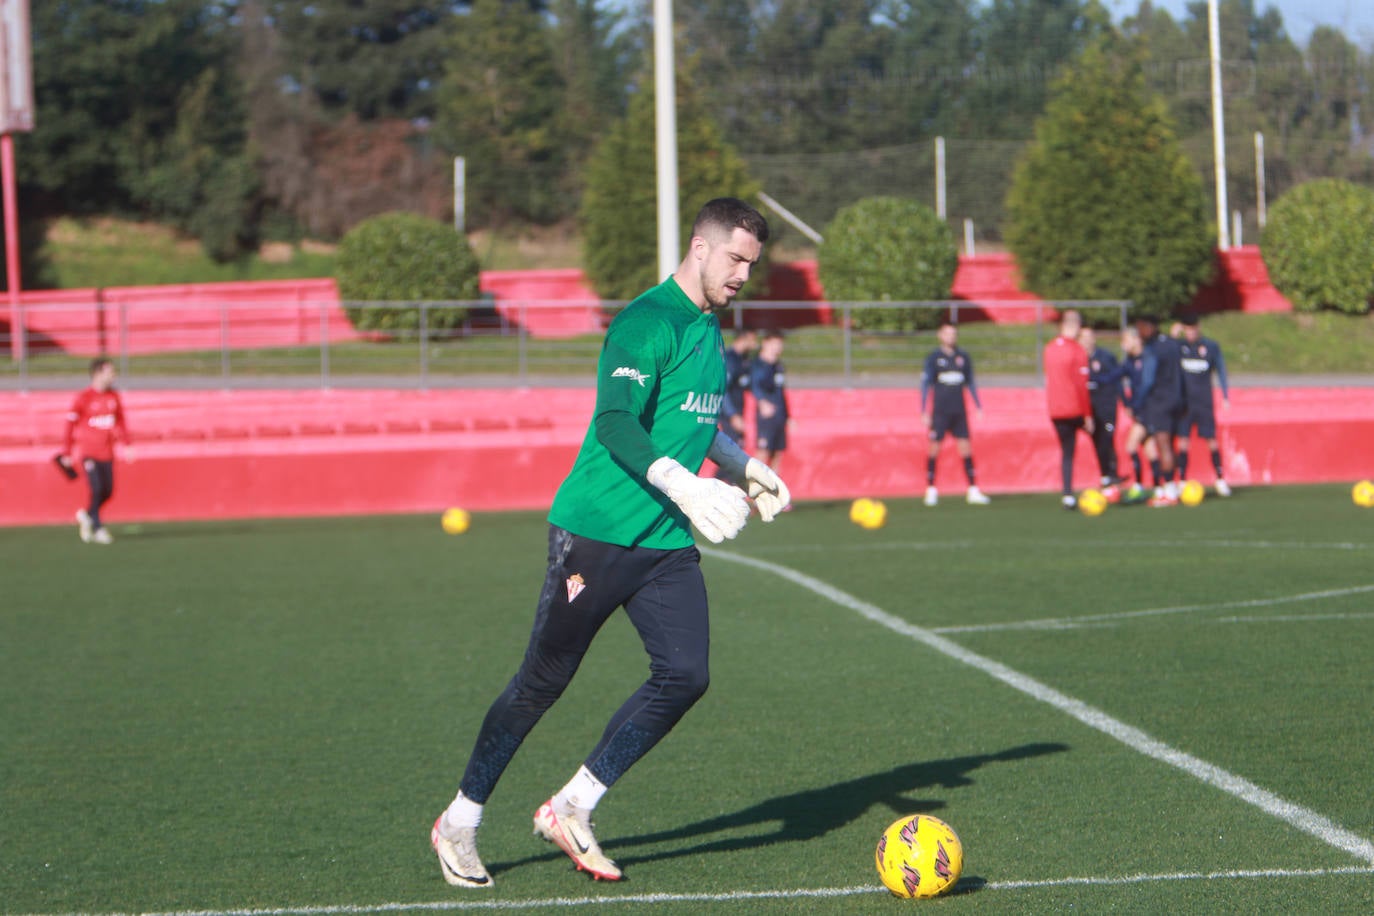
[1261,179,1374,314]
[336,212,481,333]
[817,196,959,331]
[1005,40,1214,323]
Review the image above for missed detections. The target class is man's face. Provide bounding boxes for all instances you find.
[1183,325,1200,343]
[93,364,116,391]
[938,324,957,349]
[1078,328,1096,352]
[697,227,762,312]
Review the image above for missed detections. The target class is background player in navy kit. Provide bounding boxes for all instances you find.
[1175,314,1232,496]
[1132,315,1186,506]
[920,321,990,506]
[719,328,757,445]
[751,330,790,472]
[1078,326,1126,495]
[1117,326,1156,502]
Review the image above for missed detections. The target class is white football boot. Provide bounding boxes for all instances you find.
[533,799,622,881]
[1214,479,1232,497]
[431,816,493,888]
[966,486,990,505]
[924,486,939,507]
[76,509,93,543]
[92,527,113,545]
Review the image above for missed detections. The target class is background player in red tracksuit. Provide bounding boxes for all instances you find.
[59,358,130,544]
[1043,309,1094,510]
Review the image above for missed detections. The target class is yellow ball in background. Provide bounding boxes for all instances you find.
[1353,480,1374,508]
[441,507,471,534]
[850,498,887,529]
[1179,479,1206,507]
[849,498,875,525]
[1077,488,1108,517]
[860,499,888,529]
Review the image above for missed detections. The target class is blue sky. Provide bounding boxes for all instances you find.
[1100,0,1374,46]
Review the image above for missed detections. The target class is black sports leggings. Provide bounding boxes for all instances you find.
[83,459,115,526]
[459,526,710,803]
[1052,418,1085,496]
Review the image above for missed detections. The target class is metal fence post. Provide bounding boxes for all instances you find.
[320,300,330,390]
[220,301,231,390]
[842,302,852,387]
[420,302,429,391]
[518,301,528,387]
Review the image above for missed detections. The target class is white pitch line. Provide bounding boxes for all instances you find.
[701,548,1374,866]
[21,867,1374,916]
[931,583,1374,634]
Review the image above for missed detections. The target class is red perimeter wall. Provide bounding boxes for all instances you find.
[2,385,1368,527]
[5,247,1294,353]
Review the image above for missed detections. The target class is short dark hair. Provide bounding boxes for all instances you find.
[90,357,112,376]
[692,197,769,244]
[761,328,784,342]
[1180,313,1200,327]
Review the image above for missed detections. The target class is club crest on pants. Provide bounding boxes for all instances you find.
[565,573,586,603]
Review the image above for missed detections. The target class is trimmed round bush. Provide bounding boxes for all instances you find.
[336,212,481,333]
[1261,179,1374,315]
[817,197,958,331]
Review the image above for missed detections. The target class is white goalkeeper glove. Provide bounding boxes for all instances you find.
[706,430,792,522]
[743,457,791,522]
[646,456,750,544]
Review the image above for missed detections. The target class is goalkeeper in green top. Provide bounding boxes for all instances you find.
[431,198,791,888]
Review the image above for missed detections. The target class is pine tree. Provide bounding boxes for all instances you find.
[1005,37,1215,319]
[581,56,762,301]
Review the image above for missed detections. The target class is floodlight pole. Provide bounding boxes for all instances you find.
[654,0,679,281]
[935,137,946,220]
[453,156,465,233]
[3,133,21,362]
[1208,0,1231,250]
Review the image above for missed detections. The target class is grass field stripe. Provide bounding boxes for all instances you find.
[22,867,1374,916]
[704,548,1374,865]
[930,583,1374,633]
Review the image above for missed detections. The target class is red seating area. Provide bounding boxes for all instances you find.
[2,385,1370,527]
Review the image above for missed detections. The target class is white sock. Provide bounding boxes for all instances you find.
[555,765,607,812]
[442,790,484,833]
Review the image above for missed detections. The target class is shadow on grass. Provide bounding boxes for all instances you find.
[491,741,1066,878]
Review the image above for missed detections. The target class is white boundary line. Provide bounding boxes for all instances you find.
[932,583,1374,633]
[701,548,1374,866]
[22,867,1374,915]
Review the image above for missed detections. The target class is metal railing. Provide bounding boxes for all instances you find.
[0,299,1132,392]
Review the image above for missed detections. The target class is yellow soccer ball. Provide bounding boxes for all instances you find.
[441,507,471,535]
[876,814,964,899]
[1077,488,1108,517]
[1353,480,1374,508]
[849,498,875,525]
[859,499,888,529]
[1179,480,1205,507]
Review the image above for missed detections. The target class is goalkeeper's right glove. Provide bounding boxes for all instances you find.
[646,456,750,544]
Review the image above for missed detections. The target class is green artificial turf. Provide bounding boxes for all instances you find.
[2,485,1372,914]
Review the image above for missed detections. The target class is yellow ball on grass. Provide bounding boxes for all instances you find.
[1077,489,1108,517]
[441,507,471,534]
[1353,480,1374,508]
[1179,480,1205,507]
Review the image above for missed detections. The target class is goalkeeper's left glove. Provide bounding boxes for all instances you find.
[707,430,792,522]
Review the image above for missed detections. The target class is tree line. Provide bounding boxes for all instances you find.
[13,0,1374,281]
